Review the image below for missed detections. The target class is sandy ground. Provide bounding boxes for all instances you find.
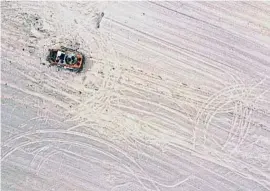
[1,1,270,191]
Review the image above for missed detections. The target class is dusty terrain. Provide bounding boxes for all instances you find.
[1,1,270,191]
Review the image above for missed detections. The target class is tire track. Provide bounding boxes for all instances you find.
[2,130,162,191]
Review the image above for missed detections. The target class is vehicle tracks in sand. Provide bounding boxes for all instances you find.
[193,78,267,149]
[2,1,270,191]
[2,129,163,191]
